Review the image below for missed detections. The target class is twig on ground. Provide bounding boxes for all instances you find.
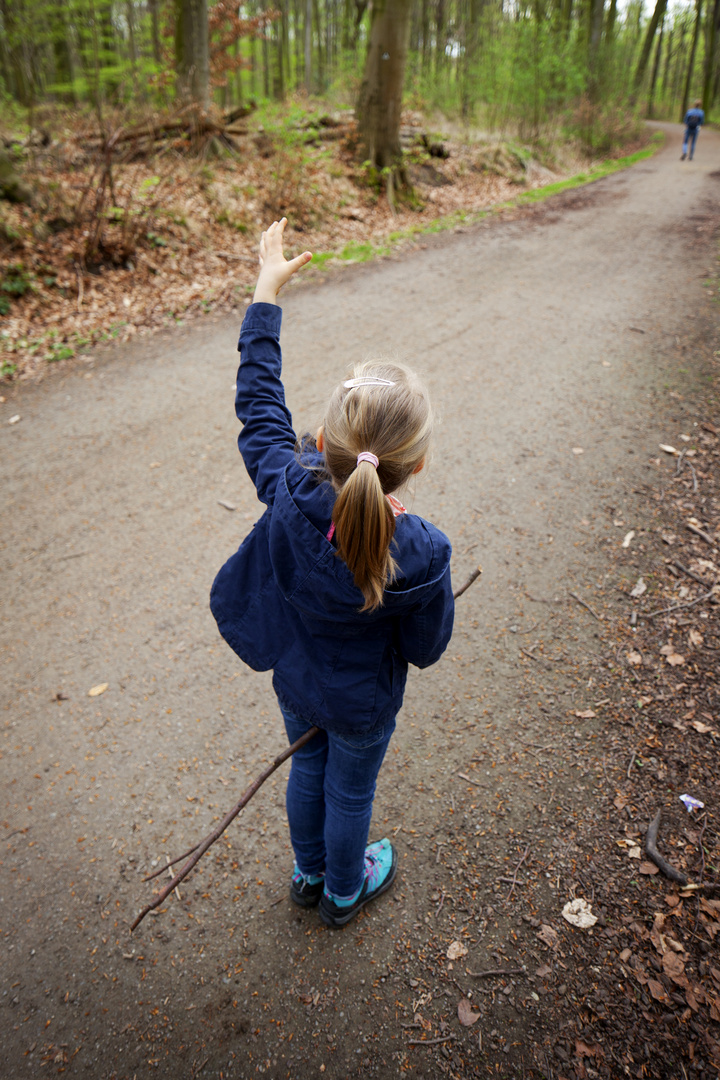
[407,1034,457,1046]
[646,589,716,618]
[569,591,603,621]
[627,751,637,779]
[166,855,181,902]
[686,522,716,546]
[697,813,708,885]
[467,967,525,978]
[645,809,688,885]
[507,845,530,899]
[671,559,715,586]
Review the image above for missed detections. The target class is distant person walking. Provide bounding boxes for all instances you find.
[682,100,704,161]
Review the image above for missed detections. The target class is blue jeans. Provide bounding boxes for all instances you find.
[683,127,699,158]
[280,706,396,898]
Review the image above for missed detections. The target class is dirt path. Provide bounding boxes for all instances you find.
[2,122,719,1079]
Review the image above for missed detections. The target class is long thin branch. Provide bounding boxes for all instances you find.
[131,566,482,931]
[131,726,319,931]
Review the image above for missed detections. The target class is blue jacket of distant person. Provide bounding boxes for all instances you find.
[210,303,455,737]
[685,107,704,130]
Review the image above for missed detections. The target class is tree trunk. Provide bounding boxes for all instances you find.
[703,0,720,113]
[175,0,210,108]
[304,0,312,90]
[633,0,668,93]
[356,0,412,173]
[647,13,664,117]
[149,0,162,64]
[681,0,703,117]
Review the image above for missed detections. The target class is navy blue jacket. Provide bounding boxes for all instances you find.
[210,303,454,736]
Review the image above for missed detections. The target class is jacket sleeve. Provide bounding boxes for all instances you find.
[395,565,455,669]
[235,302,297,507]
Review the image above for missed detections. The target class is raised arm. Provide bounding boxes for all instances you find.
[236,220,313,506]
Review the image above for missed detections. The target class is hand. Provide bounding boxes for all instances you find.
[253,218,312,305]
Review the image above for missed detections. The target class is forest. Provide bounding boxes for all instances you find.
[0,0,716,379]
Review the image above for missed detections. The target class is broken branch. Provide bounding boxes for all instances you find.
[131,725,319,931]
[645,809,688,885]
[569,590,603,621]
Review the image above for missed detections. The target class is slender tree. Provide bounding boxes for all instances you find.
[356,0,413,176]
[175,0,210,107]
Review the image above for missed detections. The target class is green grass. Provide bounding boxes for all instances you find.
[307,133,665,274]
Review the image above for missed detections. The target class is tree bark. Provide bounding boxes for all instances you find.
[681,0,703,117]
[702,0,720,114]
[175,0,210,108]
[356,0,412,171]
[647,13,664,117]
[633,0,668,93]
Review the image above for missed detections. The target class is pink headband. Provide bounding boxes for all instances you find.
[357,452,379,469]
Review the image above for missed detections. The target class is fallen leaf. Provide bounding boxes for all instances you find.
[663,952,686,982]
[688,629,703,647]
[535,964,553,978]
[575,1040,601,1059]
[574,709,596,719]
[618,948,631,963]
[627,845,641,859]
[626,651,643,665]
[88,683,109,697]
[659,444,679,455]
[622,530,635,548]
[613,794,628,811]
[537,924,559,949]
[457,998,481,1027]
[446,940,467,960]
[630,578,647,597]
[690,720,717,735]
[562,898,598,929]
[639,861,659,875]
[660,644,685,666]
[647,979,667,1002]
[8,414,21,425]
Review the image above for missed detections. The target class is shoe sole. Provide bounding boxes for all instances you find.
[319,849,397,928]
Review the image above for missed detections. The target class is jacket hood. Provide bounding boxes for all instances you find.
[268,458,452,625]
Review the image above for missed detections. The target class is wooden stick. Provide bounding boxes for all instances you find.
[671,559,716,586]
[407,1034,457,1046]
[131,566,482,931]
[131,726,319,930]
[569,590,603,621]
[645,810,688,885]
[453,565,482,599]
[646,588,716,619]
[467,967,525,978]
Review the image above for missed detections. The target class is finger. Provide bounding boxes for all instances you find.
[287,251,312,274]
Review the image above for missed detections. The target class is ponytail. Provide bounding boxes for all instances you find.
[320,360,433,612]
[332,460,397,612]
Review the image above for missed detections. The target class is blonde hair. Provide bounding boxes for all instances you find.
[321,360,433,612]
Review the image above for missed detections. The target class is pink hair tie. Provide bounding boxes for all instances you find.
[356,452,379,469]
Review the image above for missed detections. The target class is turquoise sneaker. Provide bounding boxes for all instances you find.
[319,839,397,927]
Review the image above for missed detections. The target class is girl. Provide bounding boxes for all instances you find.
[211,219,454,928]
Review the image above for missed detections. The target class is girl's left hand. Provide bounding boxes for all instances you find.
[253,218,312,305]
